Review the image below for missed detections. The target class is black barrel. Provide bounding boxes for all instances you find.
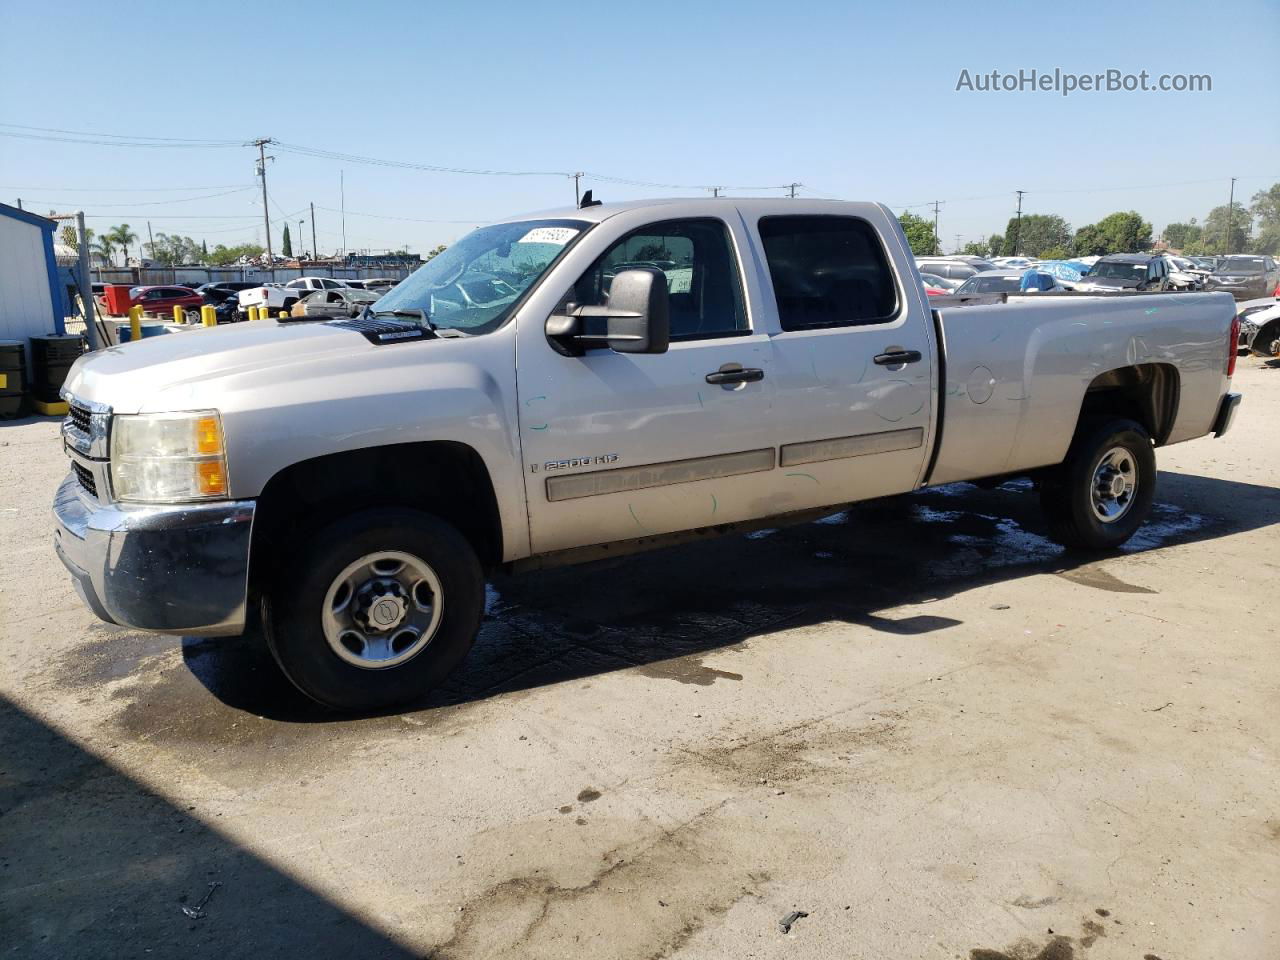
[29,334,85,403]
[0,340,26,418]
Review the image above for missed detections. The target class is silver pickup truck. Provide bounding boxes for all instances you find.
[54,198,1242,711]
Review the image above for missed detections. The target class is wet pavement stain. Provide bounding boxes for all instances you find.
[636,656,743,686]
[1055,566,1157,594]
[577,787,602,803]
[971,936,1074,960]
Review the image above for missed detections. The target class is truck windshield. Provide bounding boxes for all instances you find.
[372,219,589,334]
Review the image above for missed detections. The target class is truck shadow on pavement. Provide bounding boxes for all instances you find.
[0,695,419,960]
[181,469,1280,722]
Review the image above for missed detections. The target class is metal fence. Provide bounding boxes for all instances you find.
[88,265,417,287]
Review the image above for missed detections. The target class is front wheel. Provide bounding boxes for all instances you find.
[1039,418,1156,550]
[262,508,485,712]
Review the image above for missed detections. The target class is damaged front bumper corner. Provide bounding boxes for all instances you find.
[53,473,255,637]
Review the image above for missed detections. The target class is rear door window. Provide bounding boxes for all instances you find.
[758,216,898,329]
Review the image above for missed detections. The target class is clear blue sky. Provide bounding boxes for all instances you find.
[2,0,1276,255]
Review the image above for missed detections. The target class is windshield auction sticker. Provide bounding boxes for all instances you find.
[518,227,580,246]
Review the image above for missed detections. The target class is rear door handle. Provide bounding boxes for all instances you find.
[873,350,923,366]
[705,367,765,385]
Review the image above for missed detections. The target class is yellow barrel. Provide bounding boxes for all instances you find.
[248,306,259,322]
[201,305,217,327]
[128,304,143,342]
[173,304,184,324]
[279,310,289,319]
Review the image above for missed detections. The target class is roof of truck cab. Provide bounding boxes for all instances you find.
[495,197,885,225]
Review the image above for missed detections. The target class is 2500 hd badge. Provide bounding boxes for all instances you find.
[536,454,620,473]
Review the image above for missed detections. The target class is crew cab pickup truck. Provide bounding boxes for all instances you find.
[236,276,351,316]
[54,199,1243,712]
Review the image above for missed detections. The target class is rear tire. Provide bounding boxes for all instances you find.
[262,508,484,712]
[1040,418,1155,550]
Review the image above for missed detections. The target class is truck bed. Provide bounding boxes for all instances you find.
[927,291,1237,486]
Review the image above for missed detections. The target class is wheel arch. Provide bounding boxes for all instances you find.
[1251,318,1280,358]
[249,441,504,595]
[1076,362,1180,446]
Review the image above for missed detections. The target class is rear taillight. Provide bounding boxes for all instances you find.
[1228,315,1240,377]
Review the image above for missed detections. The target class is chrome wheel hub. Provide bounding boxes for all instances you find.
[1090,446,1138,524]
[322,551,444,670]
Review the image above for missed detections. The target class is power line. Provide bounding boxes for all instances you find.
[0,121,243,145]
[0,183,254,192]
[0,130,240,149]
[19,187,256,208]
[273,141,569,178]
[312,205,488,224]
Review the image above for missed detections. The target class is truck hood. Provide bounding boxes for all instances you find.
[64,319,376,413]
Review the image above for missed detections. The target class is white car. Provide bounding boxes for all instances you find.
[237,276,352,315]
[1163,256,1208,291]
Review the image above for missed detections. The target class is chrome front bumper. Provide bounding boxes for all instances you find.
[53,473,256,636]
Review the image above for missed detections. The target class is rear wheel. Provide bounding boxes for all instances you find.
[1040,418,1156,550]
[262,508,484,712]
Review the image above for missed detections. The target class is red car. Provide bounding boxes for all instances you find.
[128,285,204,317]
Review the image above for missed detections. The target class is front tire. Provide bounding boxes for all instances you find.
[1040,418,1156,550]
[262,509,484,712]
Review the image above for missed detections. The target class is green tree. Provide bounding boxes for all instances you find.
[281,224,293,257]
[1162,220,1201,251]
[1072,211,1152,256]
[1038,246,1071,261]
[205,242,265,266]
[1249,182,1280,255]
[107,223,138,265]
[201,239,209,258]
[898,211,936,255]
[985,234,1003,259]
[423,244,447,262]
[91,235,116,266]
[959,240,989,258]
[998,214,1071,258]
[1201,202,1251,254]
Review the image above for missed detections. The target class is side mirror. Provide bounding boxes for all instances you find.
[546,267,670,357]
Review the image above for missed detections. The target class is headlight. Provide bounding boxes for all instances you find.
[110,411,228,502]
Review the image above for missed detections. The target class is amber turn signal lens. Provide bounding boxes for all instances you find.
[197,460,226,496]
[194,416,223,455]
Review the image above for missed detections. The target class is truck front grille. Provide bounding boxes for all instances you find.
[71,461,98,498]
[68,402,92,434]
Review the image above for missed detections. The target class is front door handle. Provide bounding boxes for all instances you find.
[873,349,923,366]
[706,367,764,385]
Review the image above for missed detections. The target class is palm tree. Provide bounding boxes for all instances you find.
[92,236,117,266]
[108,224,138,266]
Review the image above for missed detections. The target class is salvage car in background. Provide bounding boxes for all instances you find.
[1205,255,1280,301]
[1073,254,1172,293]
[953,269,1064,295]
[129,285,205,316]
[289,288,381,319]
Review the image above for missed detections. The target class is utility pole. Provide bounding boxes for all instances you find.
[146,221,155,262]
[76,211,101,351]
[953,233,962,255]
[787,182,800,199]
[1013,190,1025,256]
[298,219,305,262]
[15,199,21,210]
[310,202,318,261]
[253,138,275,262]
[339,169,346,260]
[931,200,943,255]
[572,172,583,206]
[1225,177,1236,254]
[712,187,721,198]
